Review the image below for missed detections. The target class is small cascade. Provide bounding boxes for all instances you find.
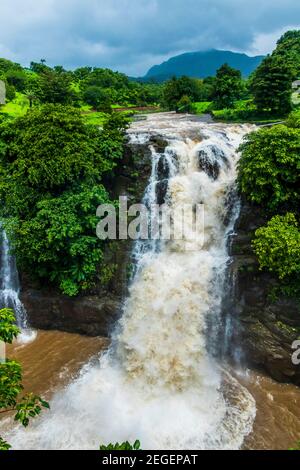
[0,229,35,342]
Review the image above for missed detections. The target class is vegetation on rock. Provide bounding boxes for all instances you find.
[253,213,300,280]
[0,105,129,296]
[238,124,300,210]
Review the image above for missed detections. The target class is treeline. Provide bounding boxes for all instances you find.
[0,58,163,109]
[162,30,300,119]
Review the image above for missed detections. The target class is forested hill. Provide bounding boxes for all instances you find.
[145,49,264,82]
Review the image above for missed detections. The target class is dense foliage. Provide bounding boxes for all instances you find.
[250,55,293,115]
[0,308,49,450]
[253,213,300,280]
[239,115,300,296]
[273,30,300,79]
[0,105,128,295]
[83,86,112,112]
[238,124,300,210]
[162,76,202,111]
[33,69,76,105]
[212,63,243,109]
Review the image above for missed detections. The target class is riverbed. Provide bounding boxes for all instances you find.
[2,330,300,450]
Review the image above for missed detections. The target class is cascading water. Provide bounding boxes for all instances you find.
[0,229,35,342]
[3,113,257,450]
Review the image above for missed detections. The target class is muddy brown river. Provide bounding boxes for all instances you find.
[3,329,300,450]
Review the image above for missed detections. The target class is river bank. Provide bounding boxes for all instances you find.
[1,113,299,449]
[2,329,300,450]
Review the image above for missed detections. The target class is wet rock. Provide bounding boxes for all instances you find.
[198,146,229,180]
[149,135,168,153]
[226,199,300,386]
[198,150,220,180]
[156,179,169,205]
[21,290,120,337]
[157,155,170,180]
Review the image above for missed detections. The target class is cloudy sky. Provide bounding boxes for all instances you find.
[1,0,300,76]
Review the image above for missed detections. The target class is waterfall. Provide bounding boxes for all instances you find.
[0,229,35,342]
[4,114,257,450]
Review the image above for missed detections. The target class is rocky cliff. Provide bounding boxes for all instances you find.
[228,199,300,385]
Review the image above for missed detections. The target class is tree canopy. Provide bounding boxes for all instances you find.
[212,63,242,109]
[238,124,300,210]
[250,55,293,115]
[0,105,129,295]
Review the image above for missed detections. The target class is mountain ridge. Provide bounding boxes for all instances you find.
[144,49,264,82]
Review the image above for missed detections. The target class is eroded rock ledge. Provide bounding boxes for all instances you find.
[229,199,300,385]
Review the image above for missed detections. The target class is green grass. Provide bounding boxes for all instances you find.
[0,92,29,118]
[193,101,212,114]
[81,111,107,126]
[211,99,286,123]
[292,92,300,106]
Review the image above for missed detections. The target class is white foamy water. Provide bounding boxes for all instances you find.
[0,229,36,344]
[3,113,256,449]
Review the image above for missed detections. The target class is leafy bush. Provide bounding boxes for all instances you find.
[163,76,201,111]
[0,308,49,450]
[100,440,141,450]
[83,86,112,112]
[253,213,300,279]
[213,99,254,119]
[238,125,300,210]
[4,185,111,296]
[177,95,194,113]
[0,105,129,295]
[286,109,300,129]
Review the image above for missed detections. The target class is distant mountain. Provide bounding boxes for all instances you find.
[144,49,264,82]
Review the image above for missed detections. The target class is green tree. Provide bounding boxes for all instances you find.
[0,308,49,450]
[253,213,300,280]
[0,105,129,295]
[5,69,27,92]
[34,70,75,104]
[212,63,242,109]
[83,86,112,112]
[250,55,293,115]
[273,30,300,79]
[238,124,300,210]
[177,95,194,113]
[163,76,200,111]
[4,84,16,102]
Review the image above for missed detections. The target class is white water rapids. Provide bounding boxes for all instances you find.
[3,113,257,449]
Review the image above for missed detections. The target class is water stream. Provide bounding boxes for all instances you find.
[0,229,35,343]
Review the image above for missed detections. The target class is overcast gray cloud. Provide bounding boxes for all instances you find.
[0,0,300,75]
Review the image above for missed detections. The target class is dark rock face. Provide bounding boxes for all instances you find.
[149,135,168,153]
[155,179,169,205]
[19,139,153,337]
[21,290,120,337]
[227,199,300,385]
[198,146,229,180]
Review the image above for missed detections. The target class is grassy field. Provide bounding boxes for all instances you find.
[0,92,134,126]
[193,101,212,114]
[0,92,30,118]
